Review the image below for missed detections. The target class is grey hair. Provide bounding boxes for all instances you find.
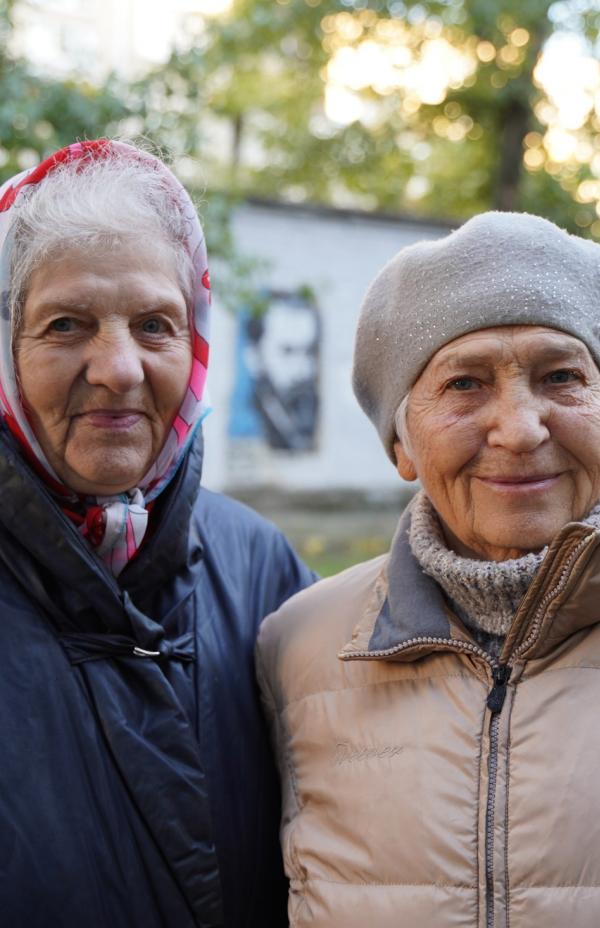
[394,394,413,461]
[9,148,195,334]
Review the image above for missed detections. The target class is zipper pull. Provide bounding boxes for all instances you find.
[487,664,511,714]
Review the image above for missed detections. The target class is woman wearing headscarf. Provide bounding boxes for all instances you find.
[0,139,313,928]
[257,212,600,928]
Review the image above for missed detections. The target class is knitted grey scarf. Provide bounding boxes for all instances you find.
[409,490,600,649]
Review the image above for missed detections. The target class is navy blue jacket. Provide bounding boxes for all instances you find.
[0,426,313,928]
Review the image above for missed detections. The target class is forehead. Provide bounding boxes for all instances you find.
[35,240,177,279]
[425,325,594,375]
[25,241,184,307]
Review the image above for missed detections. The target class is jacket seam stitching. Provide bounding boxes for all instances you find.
[300,877,477,888]
[280,672,480,710]
[518,664,600,681]
[283,722,303,812]
[255,646,303,813]
[508,883,600,889]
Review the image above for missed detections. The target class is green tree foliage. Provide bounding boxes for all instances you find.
[135,0,600,234]
[0,0,128,183]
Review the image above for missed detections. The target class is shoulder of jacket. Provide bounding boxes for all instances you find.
[264,553,387,627]
[256,554,387,700]
[194,487,283,543]
[191,490,314,601]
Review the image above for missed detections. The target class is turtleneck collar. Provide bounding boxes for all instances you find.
[408,490,600,644]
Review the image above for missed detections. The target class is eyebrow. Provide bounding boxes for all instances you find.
[431,341,590,374]
[31,297,184,315]
[32,299,92,313]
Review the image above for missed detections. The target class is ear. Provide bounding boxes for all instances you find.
[393,439,418,482]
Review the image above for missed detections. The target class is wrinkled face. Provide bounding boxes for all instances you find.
[394,326,600,561]
[16,243,192,495]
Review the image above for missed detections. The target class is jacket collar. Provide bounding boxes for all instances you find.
[0,422,204,638]
[339,498,600,664]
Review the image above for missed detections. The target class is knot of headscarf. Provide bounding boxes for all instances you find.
[80,489,148,576]
[0,140,211,575]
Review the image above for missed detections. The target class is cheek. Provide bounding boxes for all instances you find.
[412,415,481,482]
[152,348,193,416]
[21,359,75,413]
[17,344,82,431]
[550,406,600,471]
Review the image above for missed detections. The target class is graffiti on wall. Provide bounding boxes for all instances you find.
[229,290,320,451]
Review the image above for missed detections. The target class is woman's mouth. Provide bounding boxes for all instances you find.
[476,473,563,493]
[77,410,144,430]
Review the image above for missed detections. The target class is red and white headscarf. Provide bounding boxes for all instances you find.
[0,140,210,575]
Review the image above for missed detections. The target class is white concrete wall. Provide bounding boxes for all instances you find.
[202,201,452,495]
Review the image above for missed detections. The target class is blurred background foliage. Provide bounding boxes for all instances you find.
[2,0,600,235]
[129,0,600,235]
[0,0,127,178]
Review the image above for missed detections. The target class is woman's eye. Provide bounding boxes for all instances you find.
[447,377,478,391]
[141,318,166,334]
[49,317,75,332]
[547,369,579,384]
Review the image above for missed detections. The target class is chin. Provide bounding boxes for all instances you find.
[485,515,573,556]
[59,441,153,495]
[71,477,145,496]
[61,461,149,496]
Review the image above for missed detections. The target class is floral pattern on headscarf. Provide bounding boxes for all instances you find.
[0,140,210,575]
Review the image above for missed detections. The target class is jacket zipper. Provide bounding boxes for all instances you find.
[485,663,511,928]
[339,636,493,663]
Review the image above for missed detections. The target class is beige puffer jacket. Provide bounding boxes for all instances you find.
[256,507,600,928]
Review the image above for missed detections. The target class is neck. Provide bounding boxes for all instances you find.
[408,491,600,642]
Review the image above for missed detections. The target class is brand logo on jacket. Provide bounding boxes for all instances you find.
[333,742,404,766]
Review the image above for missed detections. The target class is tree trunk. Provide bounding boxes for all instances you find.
[232,113,243,171]
[494,96,530,211]
[493,20,550,211]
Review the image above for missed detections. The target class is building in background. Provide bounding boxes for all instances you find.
[203,199,452,499]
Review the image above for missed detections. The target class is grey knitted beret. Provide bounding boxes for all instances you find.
[352,210,600,461]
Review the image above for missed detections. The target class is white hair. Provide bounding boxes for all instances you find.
[394,394,413,461]
[9,148,195,333]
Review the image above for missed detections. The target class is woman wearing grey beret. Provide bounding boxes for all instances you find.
[257,211,600,928]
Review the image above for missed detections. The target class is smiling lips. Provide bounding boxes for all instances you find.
[77,409,144,430]
[476,473,562,492]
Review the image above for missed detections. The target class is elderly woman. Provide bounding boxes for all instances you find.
[257,211,600,928]
[0,140,313,928]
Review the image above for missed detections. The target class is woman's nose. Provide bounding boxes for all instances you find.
[84,330,145,394]
[487,390,550,453]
